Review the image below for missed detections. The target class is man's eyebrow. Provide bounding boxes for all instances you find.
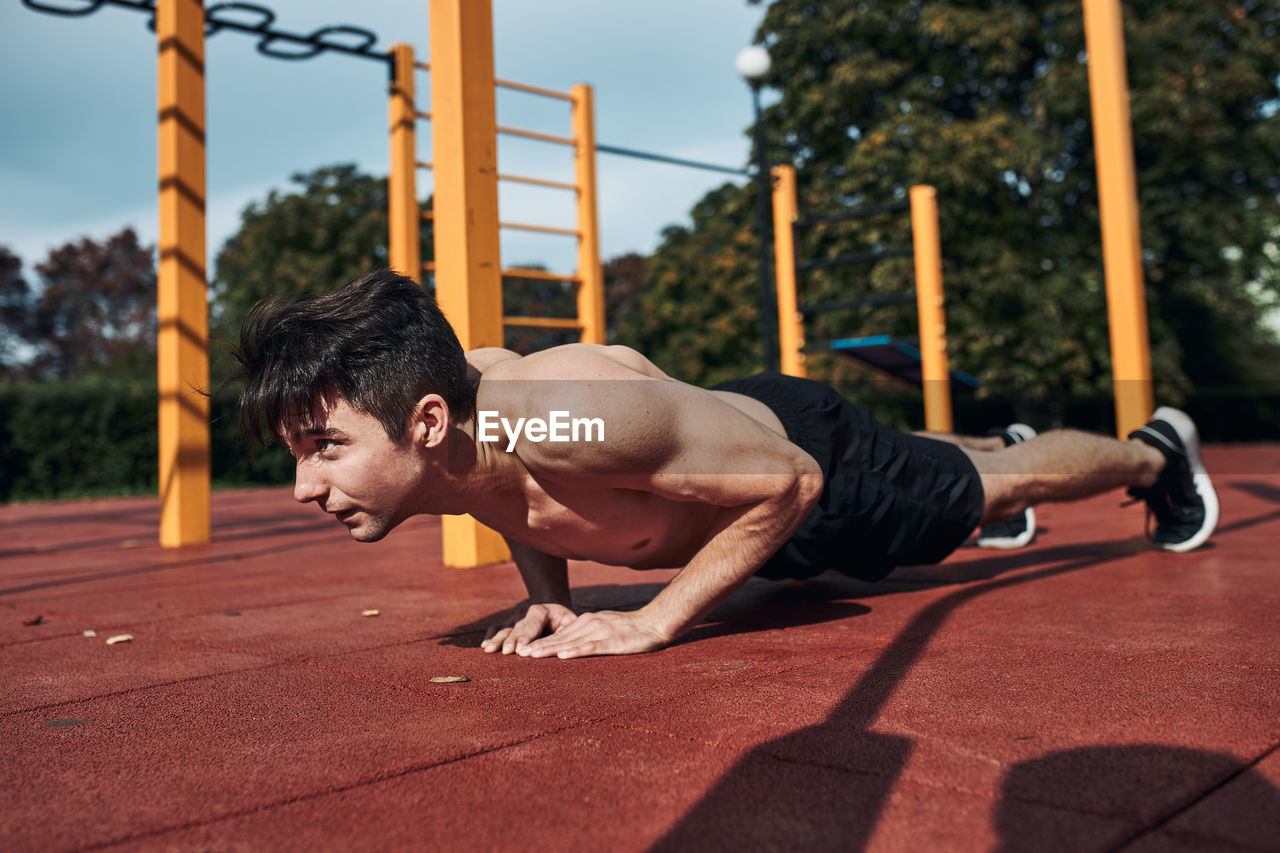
[288,426,344,442]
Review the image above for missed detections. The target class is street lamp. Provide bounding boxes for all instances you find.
[736,45,778,372]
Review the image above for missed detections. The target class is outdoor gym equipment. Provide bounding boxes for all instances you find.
[771,167,976,433]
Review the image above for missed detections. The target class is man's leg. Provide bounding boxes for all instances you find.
[915,431,1006,452]
[919,426,1041,549]
[961,428,1164,525]
[959,407,1219,552]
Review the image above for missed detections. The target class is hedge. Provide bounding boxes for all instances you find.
[0,379,292,502]
[1,378,1276,503]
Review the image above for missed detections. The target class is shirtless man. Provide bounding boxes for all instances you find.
[232,271,1219,659]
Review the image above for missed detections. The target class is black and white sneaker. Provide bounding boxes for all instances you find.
[1126,407,1219,552]
[977,424,1037,549]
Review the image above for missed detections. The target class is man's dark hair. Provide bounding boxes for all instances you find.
[232,269,474,448]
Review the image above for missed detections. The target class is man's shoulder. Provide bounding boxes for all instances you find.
[482,343,669,382]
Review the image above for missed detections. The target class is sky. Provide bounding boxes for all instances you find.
[0,0,768,279]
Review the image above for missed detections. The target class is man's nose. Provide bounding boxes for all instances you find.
[293,462,328,504]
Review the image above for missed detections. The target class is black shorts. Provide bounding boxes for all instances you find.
[712,372,985,582]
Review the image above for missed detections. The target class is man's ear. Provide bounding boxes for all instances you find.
[410,394,450,449]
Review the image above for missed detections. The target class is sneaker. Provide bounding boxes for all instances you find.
[1126,407,1219,552]
[977,424,1037,549]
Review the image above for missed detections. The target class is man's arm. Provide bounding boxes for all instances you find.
[480,539,574,654]
[499,353,823,659]
[521,473,819,659]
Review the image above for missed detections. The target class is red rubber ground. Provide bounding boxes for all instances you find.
[2,445,1278,851]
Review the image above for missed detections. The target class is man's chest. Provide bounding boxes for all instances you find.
[476,480,717,569]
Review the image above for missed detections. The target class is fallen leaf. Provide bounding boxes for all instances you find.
[22,614,43,626]
[429,676,470,684]
[361,609,381,617]
[44,718,91,729]
[83,630,97,638]
[105,634,133,645]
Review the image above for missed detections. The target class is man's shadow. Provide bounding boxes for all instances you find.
[436,581,876,648]
[649,540,1244,851]
[438,539,1132,649]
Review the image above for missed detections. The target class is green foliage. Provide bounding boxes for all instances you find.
[0,379,291,503]
[211,164,434,361]
[0,245,29,372]
[613,184,766,385]
[630,0,1280,406]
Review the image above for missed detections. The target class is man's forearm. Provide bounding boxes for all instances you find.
[638,479,819,642]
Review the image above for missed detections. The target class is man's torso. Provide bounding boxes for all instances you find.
[463,344,797,570]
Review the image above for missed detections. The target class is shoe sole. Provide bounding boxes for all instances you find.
[1149,406,1220,552]
[977,507,1036,549]
[1006,423,1037,443]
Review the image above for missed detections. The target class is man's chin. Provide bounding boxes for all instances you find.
[338,513,395,542]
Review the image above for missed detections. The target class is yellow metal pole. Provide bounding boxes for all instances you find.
[1083,0,1154,438]
[909,185,953,433]
[571,83,606,345]
[429,0,510,568]
[156,0,210,547]
[771,165,805,378]
[388,43,421,283]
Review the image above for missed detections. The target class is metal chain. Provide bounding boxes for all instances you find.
[21,0,390,65]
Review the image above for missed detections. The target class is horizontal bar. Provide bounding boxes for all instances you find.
[495,77,574,102]
[503,316,582,330]
[792,201,910,229]
[596,143,748,176]
[414,64,571,105]
[417,161,433,171]
[796,246,913,272]
[500,221,580,237]
[421,210,434,220]
[503,267,581,283]
[497,125,575,147]
[498,172,578,192]
[416,110,431,122]
[798,293,916,315]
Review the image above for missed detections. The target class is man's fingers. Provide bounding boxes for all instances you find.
[504,606,557,654]
[481,627,511,653]
[521,613,602,657]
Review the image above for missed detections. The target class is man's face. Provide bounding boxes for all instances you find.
[284,396,425,542]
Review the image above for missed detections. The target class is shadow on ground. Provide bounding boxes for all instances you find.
[649,541,1275,850]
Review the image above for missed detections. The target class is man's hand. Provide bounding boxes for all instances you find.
[481,602,577,655]
[518,609,670,659]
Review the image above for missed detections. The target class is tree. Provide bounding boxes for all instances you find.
[0,246,32,376]
[0,230,158,381]
[612,184,765,385]
[632,0,1280,404]
[211,164,433,352]
[604,252,649,342]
